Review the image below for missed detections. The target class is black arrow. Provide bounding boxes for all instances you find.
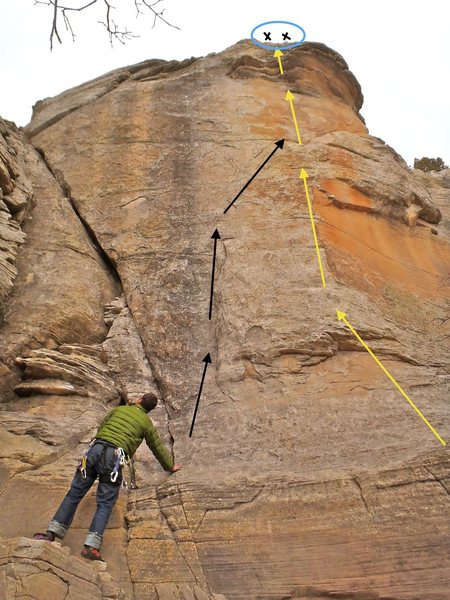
[189,353,212,437]
[209,229,221,320]
[223,139,285,214]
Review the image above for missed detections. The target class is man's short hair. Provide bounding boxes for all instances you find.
[140,392,158,412]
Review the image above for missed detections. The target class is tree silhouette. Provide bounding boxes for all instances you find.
[34,0,179,50]
[414,157,448,173]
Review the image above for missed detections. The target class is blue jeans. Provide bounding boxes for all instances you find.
[47,442,122,549]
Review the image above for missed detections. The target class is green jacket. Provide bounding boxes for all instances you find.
[96,404,174,472]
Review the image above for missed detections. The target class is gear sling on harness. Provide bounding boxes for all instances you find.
[79,440,129,488]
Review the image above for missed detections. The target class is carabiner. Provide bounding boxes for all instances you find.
[79,444,93,479]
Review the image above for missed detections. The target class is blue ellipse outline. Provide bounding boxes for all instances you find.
[250,20,306,50]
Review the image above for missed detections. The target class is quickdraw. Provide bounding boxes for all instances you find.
[111,447,128,486]
[79,440,95,479]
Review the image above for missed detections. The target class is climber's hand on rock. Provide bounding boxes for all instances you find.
[171,464,182,473]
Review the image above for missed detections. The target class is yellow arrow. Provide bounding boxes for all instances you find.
[299,169,326,288]
[274,49,284,75]
[285,89,302,145]
[336,310,446,446]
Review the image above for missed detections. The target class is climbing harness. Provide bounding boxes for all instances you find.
[78,440,129,489]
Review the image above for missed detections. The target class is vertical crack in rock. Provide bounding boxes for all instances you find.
[35,146,121,289]
[424,466,450,496]
[156,482,210,591]
[123,509,136,600]
[212,236,238,404]
[136,338,175,458]
[104,296,175,461]
[128,324,175,459]
[177,484,193,532]
[353,477,374,522]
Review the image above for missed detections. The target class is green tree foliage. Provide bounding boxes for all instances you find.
[414,157,448,173]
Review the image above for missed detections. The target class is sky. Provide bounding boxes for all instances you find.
[0,0,449,166]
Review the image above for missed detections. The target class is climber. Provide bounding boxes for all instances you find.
[33,392,181,561]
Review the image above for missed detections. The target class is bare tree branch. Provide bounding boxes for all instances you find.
[35,0,179,49]
[140,0,179,30]
[96,0,139,46]
[50,0,61,50]
[62,7,76,42]
[36,0,99,12]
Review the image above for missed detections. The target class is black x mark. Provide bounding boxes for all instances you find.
[282,32,291,41]
[263,31,271,41]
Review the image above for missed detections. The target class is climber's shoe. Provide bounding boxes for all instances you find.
[81,545,104,561]
[33,531,55,542]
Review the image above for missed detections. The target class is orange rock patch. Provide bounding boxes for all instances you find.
[322,179,374,212]
[315,188,450,300]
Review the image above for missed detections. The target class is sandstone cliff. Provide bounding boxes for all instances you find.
[0,40,449,600]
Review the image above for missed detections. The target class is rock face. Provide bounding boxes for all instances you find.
[0,538,224,600]
[0,40,449,600]
[0,537,124,599]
